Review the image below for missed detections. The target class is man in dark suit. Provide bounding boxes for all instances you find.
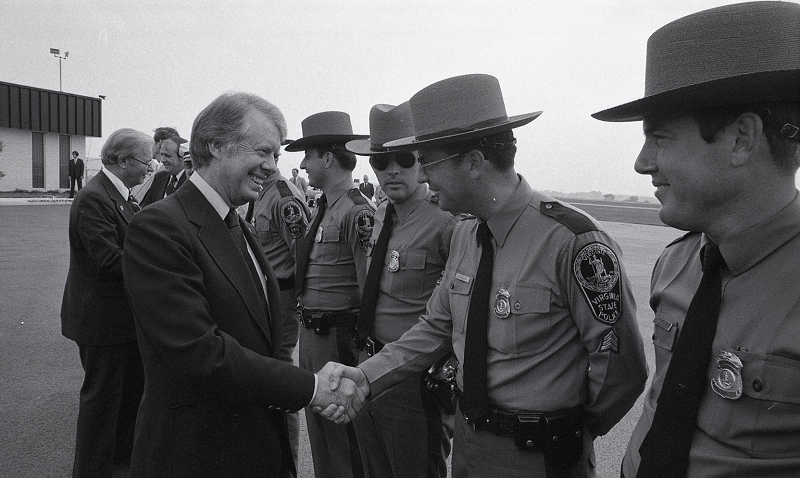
[122,92,365,478]
[61,128,153,477]
[68,150,85,198]
[140,131,189,207]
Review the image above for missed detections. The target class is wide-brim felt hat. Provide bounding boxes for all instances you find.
[284,111,368,152]
[346,102,415,155]
[384,74,542,149]
[593,1,800,122]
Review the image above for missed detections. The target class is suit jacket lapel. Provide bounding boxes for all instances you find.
[180,183,273,348]
[98,172,135,223]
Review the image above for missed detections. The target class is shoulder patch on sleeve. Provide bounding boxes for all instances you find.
[275,180,293,198]
[540,201,598,235]
[573,242,622,324]
[280,200,305,239]
[354,208,374,252]
[666,231,699,248]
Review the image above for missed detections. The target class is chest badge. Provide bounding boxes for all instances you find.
[711,350,743,400]
[315,226,323,242]
[494,289,511,319]
[388,251,400,272]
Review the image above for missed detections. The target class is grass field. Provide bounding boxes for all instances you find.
[0,201,680,478]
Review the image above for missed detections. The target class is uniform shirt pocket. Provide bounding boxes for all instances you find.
[492,285,551,354]
[652,314,678,352]
[448,273,474,334]
[399,249,426,298]
[317,225,342,261]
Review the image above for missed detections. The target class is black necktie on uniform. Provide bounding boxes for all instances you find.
[357,202,395,342]
[225,209,269,321]
[637,244,725,478]
[295,194,326,297]
[127,195,141,213]
[462,222,494,423]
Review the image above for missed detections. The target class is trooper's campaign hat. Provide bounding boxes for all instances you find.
[284,111,368,152]
[384,74,542,149]
[346,102,414,155]
[593,1,800,122]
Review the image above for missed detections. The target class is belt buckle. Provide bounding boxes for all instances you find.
[365,337,377,356]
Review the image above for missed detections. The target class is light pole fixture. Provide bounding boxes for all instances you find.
[50,48,69,92]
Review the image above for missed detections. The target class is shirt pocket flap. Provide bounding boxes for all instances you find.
[740,352,800,405]
[320,225,340,242]
[401,249,426,270]
[449,274,474,295]
[508,285,550,314]
[653,314,678,352]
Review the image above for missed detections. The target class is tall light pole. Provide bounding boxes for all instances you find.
[50,48,69,92]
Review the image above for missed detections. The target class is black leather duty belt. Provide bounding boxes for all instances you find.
[464,404,584,453]
[277,275,295,291]
[364,336,384,356]
[298,308,359,335]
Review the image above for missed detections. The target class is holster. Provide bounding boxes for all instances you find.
[422,351,458,415]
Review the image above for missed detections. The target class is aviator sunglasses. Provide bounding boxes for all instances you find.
[369,152,417,171]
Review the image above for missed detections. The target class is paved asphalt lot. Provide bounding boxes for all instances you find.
[0,202,682,477]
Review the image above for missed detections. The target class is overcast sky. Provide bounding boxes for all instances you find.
[3,0,795,197]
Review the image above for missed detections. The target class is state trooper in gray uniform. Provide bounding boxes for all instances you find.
[246,159,311,468]
[346,102,460,478]
[287,111,373,478]
[323,74,648,478]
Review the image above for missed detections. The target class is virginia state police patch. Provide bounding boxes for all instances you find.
[281,201,305,239]
[573,242,622,324]
[355,209,374,252]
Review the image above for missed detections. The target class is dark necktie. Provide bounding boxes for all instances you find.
[295,194,326,297]
[165,176,178,196]
[461,222,494,423]
[225,209,269,321]
[357,202,395,342]
[127,195,141,213]
[637,244,725,478]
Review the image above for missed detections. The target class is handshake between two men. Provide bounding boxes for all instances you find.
[310,362,371,424]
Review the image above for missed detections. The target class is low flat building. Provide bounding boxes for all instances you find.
[0,81,101,191]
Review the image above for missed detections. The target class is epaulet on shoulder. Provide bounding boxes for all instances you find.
[666,231,699,248]
[347,188,369,206]
[540,201,597,235]
[275,180,293,198]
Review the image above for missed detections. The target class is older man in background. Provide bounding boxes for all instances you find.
[61,128,152,477]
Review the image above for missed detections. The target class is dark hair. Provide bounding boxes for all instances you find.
[72,150,78,156]
[439,130,517,171]
[315,144,357,171]
[691,101,800,175]
[153,126,181,143]
[191,92,287,169]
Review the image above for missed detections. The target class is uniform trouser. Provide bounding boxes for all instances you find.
[452,404,595,478]
[276,287,300,468]
[74,341,144,478]
[299,324,363,478]
[353,353,451,478]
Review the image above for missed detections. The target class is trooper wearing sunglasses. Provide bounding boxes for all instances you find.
[322,74,647,478]
[345,103,462,478]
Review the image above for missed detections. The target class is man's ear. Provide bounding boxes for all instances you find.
[464,149,486,180]
[730,112,763,167]
[208,143,225,161]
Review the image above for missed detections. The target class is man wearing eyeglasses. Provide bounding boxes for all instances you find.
[140,130,189,207]
[345,103,460,478]
[61,128,152,477]
[324,74,647,478]
[286,111,374,478]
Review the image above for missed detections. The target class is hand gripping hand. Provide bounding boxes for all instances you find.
[311,362,371,424]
